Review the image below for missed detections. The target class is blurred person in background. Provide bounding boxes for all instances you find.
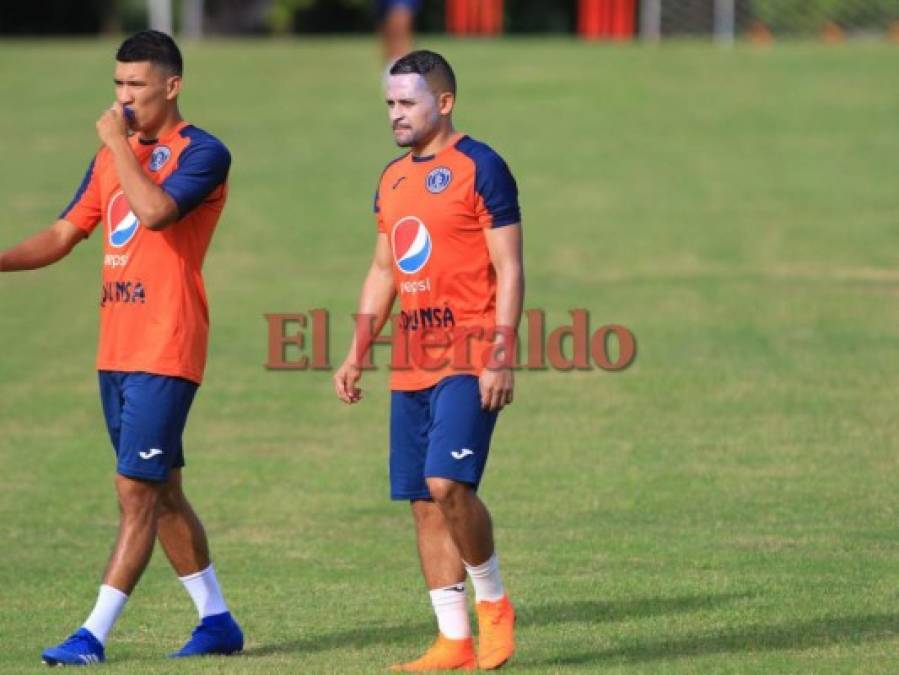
[377,0,422,62]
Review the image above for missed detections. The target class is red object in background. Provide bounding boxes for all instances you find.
[446,0,504,35]
[480,0,503,34]
[578,0,635,40]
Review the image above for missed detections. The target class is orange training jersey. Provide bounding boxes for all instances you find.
[374,133,521,391]
[61,121,231,384]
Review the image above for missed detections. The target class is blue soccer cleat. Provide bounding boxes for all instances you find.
[170,611,244,658]
[41,628,105,666]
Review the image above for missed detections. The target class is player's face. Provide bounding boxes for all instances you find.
[385,74,442,148]
[114,61,180,133]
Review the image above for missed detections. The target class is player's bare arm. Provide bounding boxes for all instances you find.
[0,219,84,272]
[334,233,397,404]
[97,103,179,231]
[481,223,524,412]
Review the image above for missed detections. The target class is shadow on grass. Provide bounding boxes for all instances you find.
[243,620,432,657]
[520,593,751,627]
[244,593,746,657]
[527,613,899,667]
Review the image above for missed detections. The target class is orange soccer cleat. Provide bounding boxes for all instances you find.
[389,633,477,672]
[475,595,516,669]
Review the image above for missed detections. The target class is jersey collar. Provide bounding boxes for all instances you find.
[410,132,466,163]
[135,120,189,147]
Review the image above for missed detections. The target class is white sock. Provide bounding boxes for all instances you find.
[464,553,505,602]
[82,585,129,645]
[179,563,229,619]
[429,583,471,640]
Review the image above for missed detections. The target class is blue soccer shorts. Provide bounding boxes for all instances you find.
[389,374,499,501]
[98,371,198,482]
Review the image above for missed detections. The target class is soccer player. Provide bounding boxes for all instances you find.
[334,50,523,670]
[0,31,243,666]
[376,0,422,62]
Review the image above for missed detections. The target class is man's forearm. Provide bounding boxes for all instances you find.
[484,224,525,357]
[496,267,524,330]
[0,227,77,272]
[346,267,396,365]
[107,138,177,230]
[492,266,525,357]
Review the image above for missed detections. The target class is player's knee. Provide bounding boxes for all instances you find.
[411,498,441,527]
[426,477,468,507]
[156,487,184,516]
[116,476,163,518]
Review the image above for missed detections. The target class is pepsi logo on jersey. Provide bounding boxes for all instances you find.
[106,191,140,249]
[391,216,432,274]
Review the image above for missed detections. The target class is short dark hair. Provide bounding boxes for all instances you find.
[389,50,456,95]
[116,30,183,76]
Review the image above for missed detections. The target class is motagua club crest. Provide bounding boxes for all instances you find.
[149,145,171,172]
[426,166,452,194]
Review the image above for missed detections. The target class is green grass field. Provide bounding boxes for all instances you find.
[0,37,897,673]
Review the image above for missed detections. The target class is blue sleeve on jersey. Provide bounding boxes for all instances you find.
[162,127,231,217]
[59,156,97,219]
[456,136,521,227]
